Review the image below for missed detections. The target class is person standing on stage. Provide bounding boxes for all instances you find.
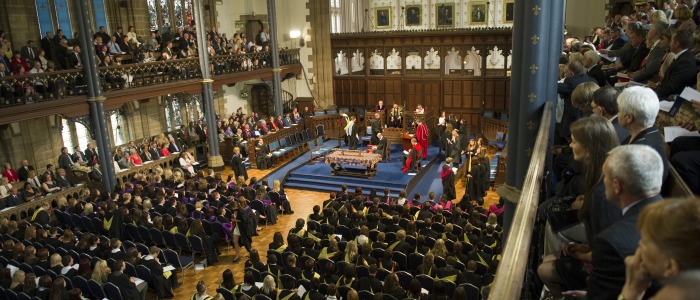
[371,113,383,145]
[347,116,358,150]
[389,103,403,128]
[340,111,350,146]
[416,118,429,159]
[441,157,457,200]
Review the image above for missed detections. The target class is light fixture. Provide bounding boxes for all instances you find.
[289,30,304,47]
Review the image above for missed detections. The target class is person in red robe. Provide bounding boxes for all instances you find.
[415,119,429,159]
[402,138,422,173]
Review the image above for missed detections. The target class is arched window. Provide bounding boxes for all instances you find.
[74,122,90,149]
[164,94,183,131]
[110,113,125,146]
[331,0,342,33]
[147,0,194,32]
[61,118,73,150]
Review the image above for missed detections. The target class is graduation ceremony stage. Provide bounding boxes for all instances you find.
[262,139,442,198]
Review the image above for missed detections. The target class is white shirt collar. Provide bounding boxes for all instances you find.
[622,200,644,216]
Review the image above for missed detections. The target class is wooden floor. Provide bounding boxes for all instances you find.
[171,155,501,298]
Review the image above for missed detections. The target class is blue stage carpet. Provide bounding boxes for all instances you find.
[274,140,440,198]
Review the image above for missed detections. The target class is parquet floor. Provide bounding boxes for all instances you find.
[171,154,501,298]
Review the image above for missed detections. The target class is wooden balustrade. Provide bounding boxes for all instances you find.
[304,115,342,139]
[0,186,82,221]
[480,117,508,142]
[247,125,304,168]
[114,148,195,186]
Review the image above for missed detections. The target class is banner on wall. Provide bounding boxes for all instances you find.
[54,0,73,38]
[93,0,109,32]
[35,0,54,35]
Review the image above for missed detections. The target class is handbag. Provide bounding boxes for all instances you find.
[546,196,580,233]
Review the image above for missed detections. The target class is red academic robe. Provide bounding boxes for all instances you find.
[402,143,422,173]
[416,123,429,159]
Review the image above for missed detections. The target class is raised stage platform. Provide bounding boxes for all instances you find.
[280,141,441,198]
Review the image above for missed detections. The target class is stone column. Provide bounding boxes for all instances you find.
[194,0,224,171]
[267,0,284,115]
[499,0,564,239]
[74,0,116,192]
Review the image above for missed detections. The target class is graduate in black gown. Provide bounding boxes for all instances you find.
[440,157,457,201]
[467,156,489,205]
[255,139,273,169]
[230,147,248,180]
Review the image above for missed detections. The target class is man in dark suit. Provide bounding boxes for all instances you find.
[167,137,181,153]
[607,26,628,51]
[370,113,382,145]
[175,125,188,149]
[195,120,206,143]
[591,87,629,143]
[618,86,669,183]
[656,29,698,99]
[56,169,72,189]
[88,162,103,182]
[149,142,161,160]
[84,143,98,167]
[618,27,649,73]
[583,51,606,87]
[17,160,34,182]
[4,188,24,208]
[68,45,82,69]
[43,164,56,183]
[631,21,667,84]
[40,32,52,60]
[21,40,37,63]
[557,61,597,144]
[586,145,663,300]
[108,259,146,300]
[58,147,75,170]
[72,145,88,167]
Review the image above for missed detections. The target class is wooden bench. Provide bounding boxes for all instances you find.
[247,125,306,169]
[480,117,508,144]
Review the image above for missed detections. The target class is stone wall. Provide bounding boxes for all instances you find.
[2,0,41,50]
[0,116,72,176]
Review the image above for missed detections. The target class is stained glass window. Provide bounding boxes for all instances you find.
[147,0,158,31]
[184,0,194,27]
[161,0,171,29]
[174,0,183,28]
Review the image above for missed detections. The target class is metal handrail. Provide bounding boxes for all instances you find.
[488,101,553,299]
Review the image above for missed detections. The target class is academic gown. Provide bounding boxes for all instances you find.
[440,164,456,200]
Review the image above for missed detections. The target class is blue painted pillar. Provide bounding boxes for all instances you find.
[501,0,564,239]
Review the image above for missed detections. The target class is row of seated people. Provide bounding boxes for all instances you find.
[211,187,506,299]
[0,216,180,299]
[56,166,293,262]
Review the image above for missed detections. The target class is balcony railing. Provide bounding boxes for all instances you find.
[0,49,301,108]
